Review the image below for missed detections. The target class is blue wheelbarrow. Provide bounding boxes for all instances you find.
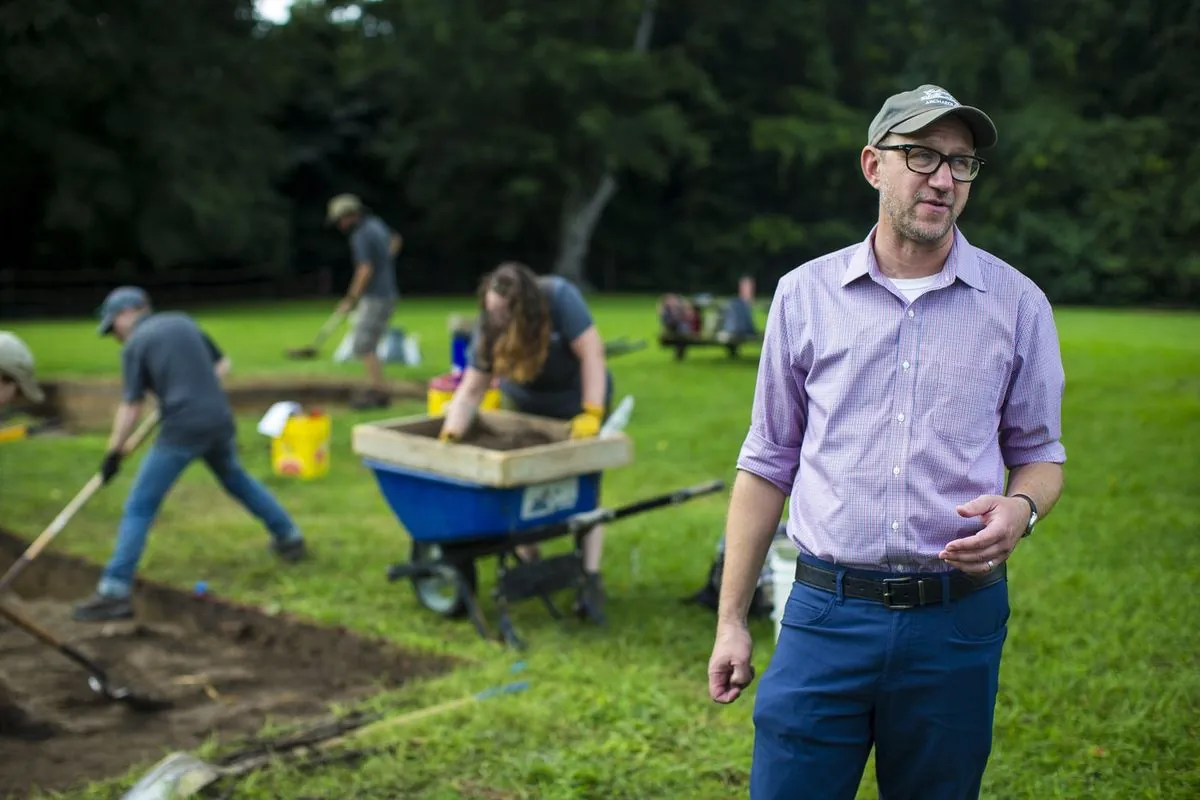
[362,456,725,649]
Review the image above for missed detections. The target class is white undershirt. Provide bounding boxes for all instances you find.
[890,273,942,304]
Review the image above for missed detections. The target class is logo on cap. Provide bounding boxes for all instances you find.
[920,87,958,107]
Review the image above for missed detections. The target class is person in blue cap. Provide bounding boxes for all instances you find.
[72,287,308,622]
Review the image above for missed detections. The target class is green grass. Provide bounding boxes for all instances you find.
[2,298,1198,799]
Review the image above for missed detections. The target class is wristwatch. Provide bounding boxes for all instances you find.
[1010,493,1039,537]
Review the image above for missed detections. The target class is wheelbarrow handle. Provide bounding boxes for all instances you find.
[567,478,727,532]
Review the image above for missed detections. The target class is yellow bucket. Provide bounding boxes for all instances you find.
[0,424,28,444]
[270,411,331,480]
[427,373,502,416]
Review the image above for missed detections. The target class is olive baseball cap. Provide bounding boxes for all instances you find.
[326,193,363,224]
[97,285,151,335]
[867,84,997,149]
[0,331,45,403]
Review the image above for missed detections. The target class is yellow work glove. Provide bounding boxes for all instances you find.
[438,428,460,443]
[569,403,605,439]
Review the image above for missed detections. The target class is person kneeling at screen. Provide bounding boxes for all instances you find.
[439,262,613,624]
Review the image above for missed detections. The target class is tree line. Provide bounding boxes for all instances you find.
[2,0,1196,312]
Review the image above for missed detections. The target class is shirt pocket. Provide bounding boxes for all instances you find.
[931,360,1005,446]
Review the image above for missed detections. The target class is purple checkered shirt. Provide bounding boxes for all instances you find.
[737,226,1067,573]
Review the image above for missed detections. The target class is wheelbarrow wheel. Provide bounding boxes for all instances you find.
[410,542,478,618]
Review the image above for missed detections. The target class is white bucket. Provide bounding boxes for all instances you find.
[767,536,799,642]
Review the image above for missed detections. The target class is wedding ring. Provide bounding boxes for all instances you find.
[986,559,995,571]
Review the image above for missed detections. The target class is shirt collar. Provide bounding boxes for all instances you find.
[840,224,988,293]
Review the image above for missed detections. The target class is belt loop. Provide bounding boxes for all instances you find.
[940,573,951,607]
[834,569,845,603]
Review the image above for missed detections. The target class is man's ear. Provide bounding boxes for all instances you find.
[861,145,883,190]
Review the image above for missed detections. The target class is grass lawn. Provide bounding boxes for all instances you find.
[2,297,1198,799]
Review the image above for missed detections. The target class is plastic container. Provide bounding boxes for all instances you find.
[767,534,799,643]
[364,458,602,542]
[270,409,331,480]
[450,331,471,374]
[426,372,503,416]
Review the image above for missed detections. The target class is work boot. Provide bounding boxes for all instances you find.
[574,571,606,626]
[269,536,308,563]
[350,389,391,410]
[72,592,134,622]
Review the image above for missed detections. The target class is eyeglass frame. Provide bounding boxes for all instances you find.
[873,143,986,183]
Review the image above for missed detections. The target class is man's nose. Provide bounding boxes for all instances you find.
[927,161,955,191]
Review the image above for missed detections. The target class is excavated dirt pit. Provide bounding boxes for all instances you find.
[0,528,458,799]
[17,376,430,433]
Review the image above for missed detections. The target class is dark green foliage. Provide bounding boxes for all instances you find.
[1,0,1195,306]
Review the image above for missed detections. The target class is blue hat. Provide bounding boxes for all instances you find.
[97,286,151,335]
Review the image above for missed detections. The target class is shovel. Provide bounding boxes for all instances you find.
[0,601,171,712]
[284,309,347,360]
[0,409,161,596]
[121,679,531,799]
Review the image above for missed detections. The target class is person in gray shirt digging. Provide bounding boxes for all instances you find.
[72,287,307,623]
[327,193,403,409]
[439,262,614,624]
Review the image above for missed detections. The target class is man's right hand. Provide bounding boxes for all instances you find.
[708,622,756,704]
[100,450,123,485]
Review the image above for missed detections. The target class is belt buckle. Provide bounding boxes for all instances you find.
[881,576,925,610]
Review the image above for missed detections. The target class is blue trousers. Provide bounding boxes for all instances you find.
[98,438,301,597]
[751,555,1009,800]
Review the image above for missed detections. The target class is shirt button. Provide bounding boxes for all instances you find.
[907,309,915,318]
[902,360,910,370]
[891,521,900,531]
[892,466,900,476]
[897,413,905,422]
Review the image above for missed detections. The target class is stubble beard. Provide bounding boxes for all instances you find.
[881,177,958,245]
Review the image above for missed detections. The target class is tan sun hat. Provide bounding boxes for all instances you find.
[0,331,45,404]
[326,193,363,224]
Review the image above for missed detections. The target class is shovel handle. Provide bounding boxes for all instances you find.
[0,410,161,595]
[312,309,348,348]
[0,601,110,679]
[325,679,530,748]
[221,679,531,778]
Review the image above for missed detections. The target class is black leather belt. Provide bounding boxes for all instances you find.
[794,559,1006,609]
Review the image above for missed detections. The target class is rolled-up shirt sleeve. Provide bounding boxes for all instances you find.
[736,285,807,493]
[999,289,1068,467]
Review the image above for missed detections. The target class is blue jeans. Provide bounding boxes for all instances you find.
[750,555,1009,800]
[97,438,301,597]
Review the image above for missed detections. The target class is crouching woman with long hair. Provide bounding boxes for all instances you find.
[439,262,613,624]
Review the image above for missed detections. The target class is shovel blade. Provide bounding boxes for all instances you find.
[122,752,222,800]
[87,675,174,713]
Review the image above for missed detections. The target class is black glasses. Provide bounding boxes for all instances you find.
[875,144,985,183]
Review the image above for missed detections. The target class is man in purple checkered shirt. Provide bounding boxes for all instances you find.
[707,85,1067,799]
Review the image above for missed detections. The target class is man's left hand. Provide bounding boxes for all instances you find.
[940,495,1031,575]
[569,404,604,439]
